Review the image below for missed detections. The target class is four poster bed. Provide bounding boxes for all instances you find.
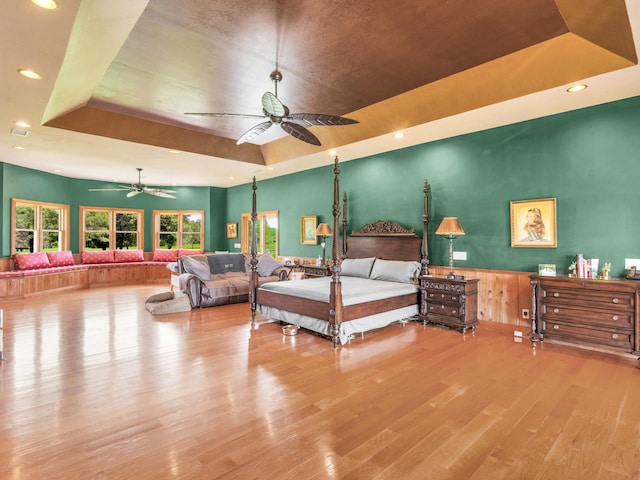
[249,157,430,348]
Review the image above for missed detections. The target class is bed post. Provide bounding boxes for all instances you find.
[342,192,348,258]
[329,156,343,348]
[421,179,430,276]
[249,177,259,322]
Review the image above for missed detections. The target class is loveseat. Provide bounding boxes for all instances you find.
[177,252,286,308]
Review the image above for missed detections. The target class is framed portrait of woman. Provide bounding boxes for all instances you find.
[510,198,557,248]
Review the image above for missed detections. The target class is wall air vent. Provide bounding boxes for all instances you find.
[11,128,29,137]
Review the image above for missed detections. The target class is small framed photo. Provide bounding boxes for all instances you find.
[510,198,557,248]
[538,264,557,276]
[300,215,317,245]
[226,222,237,239]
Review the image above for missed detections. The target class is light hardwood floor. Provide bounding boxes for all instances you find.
[1,285,640,479]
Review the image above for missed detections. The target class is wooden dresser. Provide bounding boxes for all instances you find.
[530,275,640,354]
[419,276,479,333]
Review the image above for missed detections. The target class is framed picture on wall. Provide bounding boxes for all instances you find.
[300,215,317,244]
[226,222,237,239]
[510,198,557,248]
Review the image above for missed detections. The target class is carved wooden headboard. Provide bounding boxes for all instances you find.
[346,220,422,262]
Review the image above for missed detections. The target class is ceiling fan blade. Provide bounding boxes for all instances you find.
[88,188,131,192]
[281,121,321,146]
[262,92,286,117]
[185,112,266,119]
[144,189,176,199]
[288,113,359,127]
[237,121,273,145]
[127,190,142,198]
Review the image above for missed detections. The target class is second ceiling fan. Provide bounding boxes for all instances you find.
[185,70,358,146]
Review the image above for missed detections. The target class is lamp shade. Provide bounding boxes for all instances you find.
[315,223,333,236]
[435,217,465,236]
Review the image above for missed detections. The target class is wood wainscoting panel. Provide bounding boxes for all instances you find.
[428,266,533,326]
[22,269,90,297]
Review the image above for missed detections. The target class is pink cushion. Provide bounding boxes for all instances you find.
[114,249,144,262]
[13,252,51,270]
[46,250,75,267]
[153,249,178,262]
[81,250,115,264]
[178,249,204,257]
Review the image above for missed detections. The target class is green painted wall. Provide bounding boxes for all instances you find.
[0,163,226,256]
[3,95,640,275]
[227,95,640,276]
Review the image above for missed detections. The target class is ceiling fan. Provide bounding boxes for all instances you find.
[88,168,176,199]
[185,70,359,146]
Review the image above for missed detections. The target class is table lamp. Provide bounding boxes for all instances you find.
[435,217,465,278]
[315,223,333,266]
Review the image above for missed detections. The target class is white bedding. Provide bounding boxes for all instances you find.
[257,276,419,344]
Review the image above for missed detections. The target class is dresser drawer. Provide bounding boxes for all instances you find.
[424,289,461,305]
[541,304,633,330]
[542,286,634,311]
[542,320,633,350]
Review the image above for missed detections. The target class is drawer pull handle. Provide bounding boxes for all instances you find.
[553,308,559,314]
[553,324,559,330]
[612,298,619,304]
[441,294,445,298]
[612,333,619,340]
[612,315,619,321]
[451,296,457,301]
[553,292,559,297]
[429,293,434,298]
[452,310,457,315]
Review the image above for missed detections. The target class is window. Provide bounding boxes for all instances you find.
[11,199,70,253]
[80,207,143,250]
[153,210,204,250]
[241,210,278,257]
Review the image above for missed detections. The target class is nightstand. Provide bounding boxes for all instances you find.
[302,265,331,279]
[419,276,479,333]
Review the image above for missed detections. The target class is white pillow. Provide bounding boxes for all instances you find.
[369,259,421,284]
[257,251,282,277]
[181,255,211,281]
[341,257,376,278]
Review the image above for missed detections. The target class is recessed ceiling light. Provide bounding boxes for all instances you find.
[229,176,235,180]
[394,132,405,139]
[329,149,337,156]
[53,169,62,173]
[267,167,274,171]
[14,121,31,128]
[31,0,58,8]
[567,84,587,93]
[18,69,42,80]
[13,146,26,150]
[168,149,181,154]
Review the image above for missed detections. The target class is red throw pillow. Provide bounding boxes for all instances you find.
[152,249,178,262]
[14,252,51,270]
[46,250,75,267]
[81,250,115,264]
[178,249,204,257]
[114,249,144,262]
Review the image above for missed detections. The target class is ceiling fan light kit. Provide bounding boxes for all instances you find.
[186,70,358,146]
[88,168,176,199]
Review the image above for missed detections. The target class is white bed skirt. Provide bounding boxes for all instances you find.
[257,303,418,345]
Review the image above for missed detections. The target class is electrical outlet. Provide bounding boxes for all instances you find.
[513,330,523,337]
[234,243,241,248]
[521,309,529,319]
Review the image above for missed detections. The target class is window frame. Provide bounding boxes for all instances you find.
[79,206,144,251]
[152,210,204,251]
[241,210,278,257]
[11,198,70,254]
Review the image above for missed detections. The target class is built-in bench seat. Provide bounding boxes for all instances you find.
[0,249,203,300]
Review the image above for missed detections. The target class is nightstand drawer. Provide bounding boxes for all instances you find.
[427,302,460,318]
[424,289,461,305]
